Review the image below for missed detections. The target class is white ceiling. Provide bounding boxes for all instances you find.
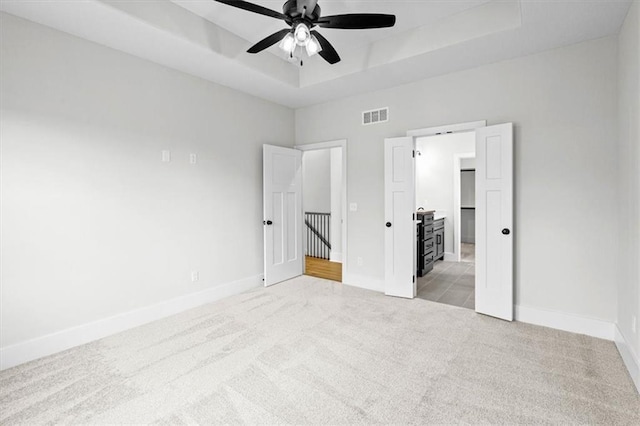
[0,0,633,108]
[172,0,492,58]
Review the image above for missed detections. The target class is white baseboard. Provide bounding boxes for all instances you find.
[0,274,262,371]
[515,305,615,340]
[343,273,384,293]
[443,252,457,262]
[614,325,640,393]
[329,252,342,263]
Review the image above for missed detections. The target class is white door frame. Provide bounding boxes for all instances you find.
[453,152,476,262]
[295,140,348,280]
[407,121,487,138]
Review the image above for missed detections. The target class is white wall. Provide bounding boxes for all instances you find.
[330,147,343,261]
[0,13,294,350]
[616,0,640,390]
[460,170,476,207]
[416,133,475,254]
[302,149,331,213]
[296,36,619,322]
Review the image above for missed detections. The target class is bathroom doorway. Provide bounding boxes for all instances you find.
[414,132,476,310]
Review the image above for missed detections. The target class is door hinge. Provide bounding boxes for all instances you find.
[412,213,415,220]
[412,150,415,158]
[413,275,416,283]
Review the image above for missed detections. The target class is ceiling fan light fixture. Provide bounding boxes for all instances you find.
[278,32,296,53]
[305,34,322,56]
[294,23,310,46]
[215,0,396,66]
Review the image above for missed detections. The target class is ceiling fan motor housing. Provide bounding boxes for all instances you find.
[283,0,320,22]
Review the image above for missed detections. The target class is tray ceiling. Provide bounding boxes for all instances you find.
[0,0,632,108]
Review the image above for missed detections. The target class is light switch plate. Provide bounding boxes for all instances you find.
[350,203,358,212]
[162,150,171,163]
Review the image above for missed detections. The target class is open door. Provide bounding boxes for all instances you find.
[384,137,416,298]
[475,123,514,320]
[263,145,303,287]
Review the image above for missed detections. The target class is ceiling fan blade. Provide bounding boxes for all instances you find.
[214,0,289,21]
[316,14,396,30]
[247,29,291,54]
[311,31,340,64]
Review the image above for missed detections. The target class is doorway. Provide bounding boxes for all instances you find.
[384,122,513,321]
[414,132,476,309]
[459,161,476,264]
[297,140,347,283]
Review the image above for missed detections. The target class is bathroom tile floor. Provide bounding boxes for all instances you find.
[460,242,475,263]
[417,244,475,309]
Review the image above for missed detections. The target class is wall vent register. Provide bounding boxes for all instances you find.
[362,107,389,125]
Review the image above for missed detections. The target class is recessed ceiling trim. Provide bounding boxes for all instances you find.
[370,0,522,68]
[300,0,522,87]
[102,0,298,86]
[0,0,302,106]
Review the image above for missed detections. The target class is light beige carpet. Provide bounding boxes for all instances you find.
[1,275,638,424]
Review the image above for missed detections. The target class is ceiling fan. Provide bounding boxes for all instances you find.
[213,0,396,65]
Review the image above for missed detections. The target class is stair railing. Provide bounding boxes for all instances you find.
[305,212,331,260]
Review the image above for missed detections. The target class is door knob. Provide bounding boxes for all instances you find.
[264,220,273,225]
[386,222,392,228]
[502,228,510,235]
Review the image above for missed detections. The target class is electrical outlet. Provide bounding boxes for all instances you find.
[162,150,171,163]
[189,153,197,164]
[632,315,637,334]
[191,271,199,282]
[357,257,363,267]
[350,203,358,212]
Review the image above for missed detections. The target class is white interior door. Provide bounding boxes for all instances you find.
[475,123,514,320]
[384,137,416,298]
[263,145,303,287]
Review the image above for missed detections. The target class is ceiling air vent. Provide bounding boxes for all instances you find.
[362,107,389,126]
